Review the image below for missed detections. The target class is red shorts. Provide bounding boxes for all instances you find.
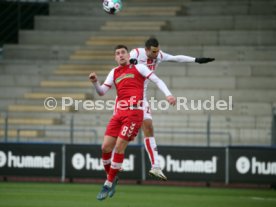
[105,109,143,141]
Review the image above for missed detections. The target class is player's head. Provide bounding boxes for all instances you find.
[114,44,130,66]
[145,37,160,60]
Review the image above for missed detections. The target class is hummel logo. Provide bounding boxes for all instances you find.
[127,122,136,137]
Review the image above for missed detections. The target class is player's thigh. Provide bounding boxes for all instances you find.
[105,115,121,139]
[119,110,143,141]
[142,101,154,136]
[143,100,152,121]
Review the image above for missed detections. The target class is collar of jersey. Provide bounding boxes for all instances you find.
[118,64,131,70]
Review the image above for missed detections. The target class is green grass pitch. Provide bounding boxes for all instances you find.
[0,182,276,207]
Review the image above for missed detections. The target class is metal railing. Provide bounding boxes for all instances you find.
[0,112,99,144]
[2,107,275,146]
[2,112,9,142]
[271,106,276,146]
[1,110,233,146]
[155,130,232,146]
[14,127,99,144]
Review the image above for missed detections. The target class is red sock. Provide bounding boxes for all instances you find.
[108,153,124,183]
[102,152,112,175]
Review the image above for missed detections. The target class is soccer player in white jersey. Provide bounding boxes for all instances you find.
[129,37,215,181]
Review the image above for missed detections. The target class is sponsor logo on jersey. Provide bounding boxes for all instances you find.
[115,73,135,84]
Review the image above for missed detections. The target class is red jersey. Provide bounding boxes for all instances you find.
[104,64,152,108]
[95,63,172,140]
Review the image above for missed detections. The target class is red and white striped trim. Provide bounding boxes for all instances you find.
[144,137,155,165]
[102,159,111,165]
[146,72,153,79]
[104,83,112,88]
[111,161,123,169]
[135,48,140,58]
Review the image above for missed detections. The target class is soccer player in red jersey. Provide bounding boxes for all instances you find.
[89,45,176,201]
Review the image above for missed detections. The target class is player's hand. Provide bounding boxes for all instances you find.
[89,72,98,83]
[129,58,138,65]
[195,57,215,64]
[166,95,176,106]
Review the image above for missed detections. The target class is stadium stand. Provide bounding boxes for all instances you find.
[0,0,276,145]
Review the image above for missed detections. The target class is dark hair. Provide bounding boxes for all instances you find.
[145,37,159,49]
[114,44,128,52]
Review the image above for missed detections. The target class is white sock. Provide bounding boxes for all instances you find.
[104,180,112,188]
[144,137,160,168]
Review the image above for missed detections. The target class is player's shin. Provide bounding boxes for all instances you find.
[144,137,160,168]
[107,153,124,182]
[102,152,112,175]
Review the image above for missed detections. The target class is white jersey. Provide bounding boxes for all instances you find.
[130,48,196,100]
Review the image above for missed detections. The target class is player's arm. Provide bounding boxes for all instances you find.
[149,73,176,105]
[162,51,215,64]
[89,69,114,96]
[136,64,176,105]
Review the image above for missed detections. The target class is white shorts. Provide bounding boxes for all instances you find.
[143,100,152,120]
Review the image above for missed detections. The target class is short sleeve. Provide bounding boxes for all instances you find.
[130,48,139,59]
[103,68,115,88]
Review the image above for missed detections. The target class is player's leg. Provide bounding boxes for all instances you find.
[101,115,121,176]
[100,109,143,199]
[97,135,117,201]
[108,109,143,197]
[107,137,128,197]
[142,106,167,181]
[101,135,117,176]
[107,137,128,183]
[97,116,120,201]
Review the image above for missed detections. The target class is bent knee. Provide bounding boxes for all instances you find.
[101,144,113,153]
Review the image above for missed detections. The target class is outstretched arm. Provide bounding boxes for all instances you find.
[136,64,176,105]
[162,51,215,64]
[148,73,176,105]
[89,70,113,96]
[148,73,171,97]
